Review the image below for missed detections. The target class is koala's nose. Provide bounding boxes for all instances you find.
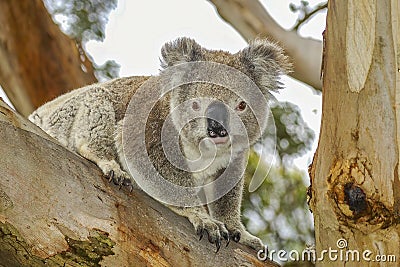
[206,101,229,139]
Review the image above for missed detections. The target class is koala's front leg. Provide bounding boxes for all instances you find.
[78,142,131,187]
[168,206,229,252]
[208,178,264,251]
[72,93,132,187]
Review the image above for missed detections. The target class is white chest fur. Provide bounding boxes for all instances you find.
[182,139,231,186]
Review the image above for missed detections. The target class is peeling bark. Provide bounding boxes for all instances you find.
[0,99,277,266]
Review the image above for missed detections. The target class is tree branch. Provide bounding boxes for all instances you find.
[0,98,277,266]
[208,0,323,91]
[292,2,328,31]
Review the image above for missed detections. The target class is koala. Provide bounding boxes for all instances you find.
[29,37,290,252]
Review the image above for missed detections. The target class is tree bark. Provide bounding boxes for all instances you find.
[309,1,399,266]
[0,99,276,266]
[0,0,97,117]
[208,0,323,91]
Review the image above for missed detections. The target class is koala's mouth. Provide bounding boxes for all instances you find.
[207,127,229,145]
[209,136,229,144]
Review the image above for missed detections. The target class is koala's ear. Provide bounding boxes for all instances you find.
[160,37,204,68]
[241,39,292,92]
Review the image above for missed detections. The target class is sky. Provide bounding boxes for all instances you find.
[0,0,326,172]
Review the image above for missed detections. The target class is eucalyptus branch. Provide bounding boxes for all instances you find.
[292,2,327,31]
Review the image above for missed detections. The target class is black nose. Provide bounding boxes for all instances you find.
[207,119,228,138]
[206,101,229,138]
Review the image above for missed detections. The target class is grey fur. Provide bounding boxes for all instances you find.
[29,37,290,251]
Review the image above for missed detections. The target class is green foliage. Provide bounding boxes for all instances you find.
[44,0,121,80]
[243,101,315,264]
[45,0,117,42]
[289,0,310,13]
[93,59,121,81]
[272,101,315,162]
[244,152,314,251]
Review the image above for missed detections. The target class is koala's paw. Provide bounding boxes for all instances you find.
[191,215,229,252]
[98,160,135,191]
[228,229,241,243]
[106,169,134,189]
[225,224,264,251]
[238,230,265,251]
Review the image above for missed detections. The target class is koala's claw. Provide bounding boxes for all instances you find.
[107,170,115,183]
[106,170,134,192]
[106,170,121,185]
[197,228,204,241]
[203,228,222,253]
[215,238,221,253]
[221,230,230,247]
[193,218,229,252]
[101,161,134,190]
[122,178,134,192]
[231,230,241,243]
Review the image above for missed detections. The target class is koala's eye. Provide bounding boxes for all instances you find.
[192,100,201,111]
[236,101,247,112]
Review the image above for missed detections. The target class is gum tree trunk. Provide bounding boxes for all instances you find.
[309,1,399,266]
[0,0,97,117]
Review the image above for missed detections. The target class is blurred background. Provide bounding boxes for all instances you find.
[0,1,326,264]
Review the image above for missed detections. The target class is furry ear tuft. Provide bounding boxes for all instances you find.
[241,39,292,92]
[160,37,204,68]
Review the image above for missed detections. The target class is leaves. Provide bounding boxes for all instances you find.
[44,0,118,42]
[243,101,315,259]
[93,60,121,81]
[244,154,314,257]
[263,101,315,164]
[44,0,121,81]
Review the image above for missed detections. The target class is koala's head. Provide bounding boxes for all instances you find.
[160,37,291,158]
